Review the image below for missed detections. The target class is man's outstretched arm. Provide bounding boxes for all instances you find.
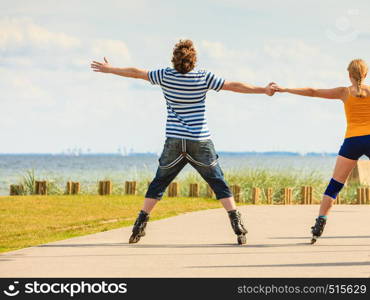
[222,81,275,96]
[90,57,149,81]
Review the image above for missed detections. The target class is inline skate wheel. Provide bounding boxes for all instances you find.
[311,236,318,245]
[237,234,247,245]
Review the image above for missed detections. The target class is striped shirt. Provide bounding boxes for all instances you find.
[148,67,225,140]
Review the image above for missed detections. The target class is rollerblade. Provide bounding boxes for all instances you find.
[310,217,326,244]
[228,210,248,245]
[129,210,149,244]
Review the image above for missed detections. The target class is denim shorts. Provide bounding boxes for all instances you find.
[145,138,232,200]
[338,134,370,160]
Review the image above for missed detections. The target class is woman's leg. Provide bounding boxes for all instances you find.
[319,155,357,216]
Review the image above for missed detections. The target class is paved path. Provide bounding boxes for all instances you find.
[0,205,369,277]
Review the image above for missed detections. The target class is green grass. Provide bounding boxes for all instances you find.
[176,168,364,204]
[12,168,366,204]
[0,195,224,254]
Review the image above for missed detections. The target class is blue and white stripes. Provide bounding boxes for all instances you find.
[148,67,225,140]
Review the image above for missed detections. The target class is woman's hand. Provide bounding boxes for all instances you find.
[91,57,112,73]
[270,83,286,92]
[269,84,346,100]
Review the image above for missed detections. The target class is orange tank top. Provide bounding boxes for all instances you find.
[344,91,370,138]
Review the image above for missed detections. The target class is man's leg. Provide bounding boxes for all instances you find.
[219,197,237,211]
[142,198,159,214]
[185,139,247,244]
[129,158,187,243]
[191,161,247,244]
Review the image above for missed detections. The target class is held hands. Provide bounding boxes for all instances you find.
[91,57,112,73]
[265,82,286,96]
[265,82,277,96]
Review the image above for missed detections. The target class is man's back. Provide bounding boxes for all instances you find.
[148,67,224,140]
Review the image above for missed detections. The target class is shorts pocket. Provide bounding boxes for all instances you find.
[186,153,219,168]
[158,139,183,169]
[186,139,219,167]
[159,154,184,169]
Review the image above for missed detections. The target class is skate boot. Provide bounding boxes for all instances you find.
[129,210,149,244]
[311,217,326,244]
[228,210,248,245]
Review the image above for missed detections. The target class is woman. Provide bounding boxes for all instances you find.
[91,39,275,245]
[273,59,369,244]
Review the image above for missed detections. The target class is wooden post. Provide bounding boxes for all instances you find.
[66,181,72,195]
[35,180,47,195]
[357,188,361,204]
[168,182,179,197]
[361,187,365,204]
[125,181,137,195]
[10,184,23,195]
[105,180,112,195]
[189,183,199,197]
[266,188,273,204]
[206,185,214,198]
[309,186,314,204]
[366,188,370,204]
[99,181,112,195]
[357,187,368,204]
[98,181,104,195]
[231,185,242,203]
[10,185,17,196]
[301,186,313,204]
[252,187,260,204]
[72,182,80,194]
[282,187,292,205]
[42,180,47,195]
[301,186,307,204]
[336,193,341,205]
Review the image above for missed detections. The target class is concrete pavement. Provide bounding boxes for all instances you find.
[0,205,369,277]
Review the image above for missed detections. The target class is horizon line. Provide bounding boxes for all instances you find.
[0,151,338,156]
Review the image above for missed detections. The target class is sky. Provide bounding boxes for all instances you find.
[1,0,370,154]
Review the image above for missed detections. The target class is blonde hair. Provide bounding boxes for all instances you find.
[347,59,368,98]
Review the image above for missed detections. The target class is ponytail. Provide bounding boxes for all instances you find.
[347,59,368,98]
[355,78,365,98]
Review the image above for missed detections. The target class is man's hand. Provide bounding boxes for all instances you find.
[90,60,148,80]
[265,82,278,96]
[91,57,112,73]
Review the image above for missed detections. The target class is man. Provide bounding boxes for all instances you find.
[91,39,275,245]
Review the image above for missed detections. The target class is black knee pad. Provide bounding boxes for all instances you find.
[324,178,344,199]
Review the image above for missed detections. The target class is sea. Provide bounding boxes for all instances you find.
[0,153,342,196]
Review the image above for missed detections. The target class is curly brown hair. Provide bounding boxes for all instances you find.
[171,39,197,74]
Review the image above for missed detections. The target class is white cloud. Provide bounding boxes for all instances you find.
[0,17,132,71]
[198,38,347,88]
[0,17,80,51]
[91,39,131,65]
[263,39,320,60]
[200,40,242,60]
